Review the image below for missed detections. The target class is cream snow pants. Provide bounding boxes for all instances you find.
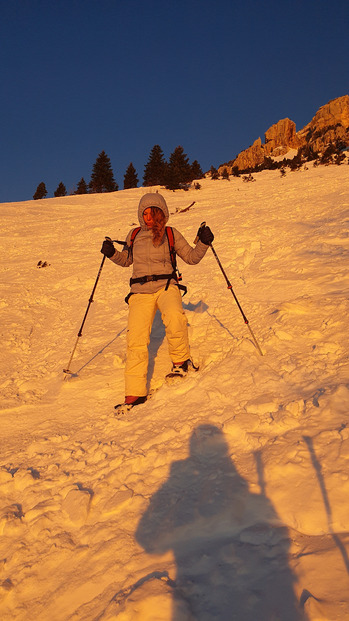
[125,285,190,396]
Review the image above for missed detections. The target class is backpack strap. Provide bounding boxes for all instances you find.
[127,226,141,259]
[165,227,187,296]
[165,227,177,273]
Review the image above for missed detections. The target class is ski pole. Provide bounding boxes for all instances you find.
[63,236,111,375]
[195,222,263,356]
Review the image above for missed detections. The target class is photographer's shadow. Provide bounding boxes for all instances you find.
[136,424,306,620]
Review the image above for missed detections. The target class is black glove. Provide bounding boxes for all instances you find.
[101,239,115,258]
[199,225,214,245]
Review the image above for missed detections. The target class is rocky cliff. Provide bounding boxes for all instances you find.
[219,95,349,173]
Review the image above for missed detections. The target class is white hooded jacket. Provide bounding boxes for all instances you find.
[110,193,208,294]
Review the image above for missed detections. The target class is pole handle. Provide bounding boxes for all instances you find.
[194,221,206,245]
[105,235,128,247]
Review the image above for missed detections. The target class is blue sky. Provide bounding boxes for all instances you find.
[1,0,348,203]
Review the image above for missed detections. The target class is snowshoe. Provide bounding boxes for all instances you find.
[166,359,199,381]
[114,396,147,416]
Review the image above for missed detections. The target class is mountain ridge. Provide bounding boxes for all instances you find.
[219,94,349,172]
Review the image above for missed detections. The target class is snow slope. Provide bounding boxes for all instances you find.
[1,162,349,620]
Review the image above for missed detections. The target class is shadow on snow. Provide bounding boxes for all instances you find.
[136,424,307,620]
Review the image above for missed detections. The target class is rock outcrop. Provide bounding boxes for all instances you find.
[297,95,349,153]
[219,95,349,173]
[232,137,264,171]
[264,118,301,154]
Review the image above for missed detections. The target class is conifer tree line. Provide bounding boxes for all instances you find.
[33,145,205,199]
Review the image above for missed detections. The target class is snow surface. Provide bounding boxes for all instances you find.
[1,162,349,620]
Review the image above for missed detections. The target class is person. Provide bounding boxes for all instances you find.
[100,192,214,411]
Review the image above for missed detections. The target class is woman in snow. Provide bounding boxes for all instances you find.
[100,192,213,411]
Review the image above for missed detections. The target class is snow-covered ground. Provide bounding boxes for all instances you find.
[1,162,349,620]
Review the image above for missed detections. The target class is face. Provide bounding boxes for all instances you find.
[143,207,154,228]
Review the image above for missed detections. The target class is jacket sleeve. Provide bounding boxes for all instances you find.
[173,228,209,265]
[109,231,134,267]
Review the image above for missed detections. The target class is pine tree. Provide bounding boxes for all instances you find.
[123,162,139,189]
[75,177,88,194]
[221,168,230,180]
[210,165,219,180]
[143,144,167,186]
[89,150,118,193]
[190,160,204,180]
[166,146,192,190]
[33,182,48,200]
[54,182,67,197]
[288,152,303,171]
